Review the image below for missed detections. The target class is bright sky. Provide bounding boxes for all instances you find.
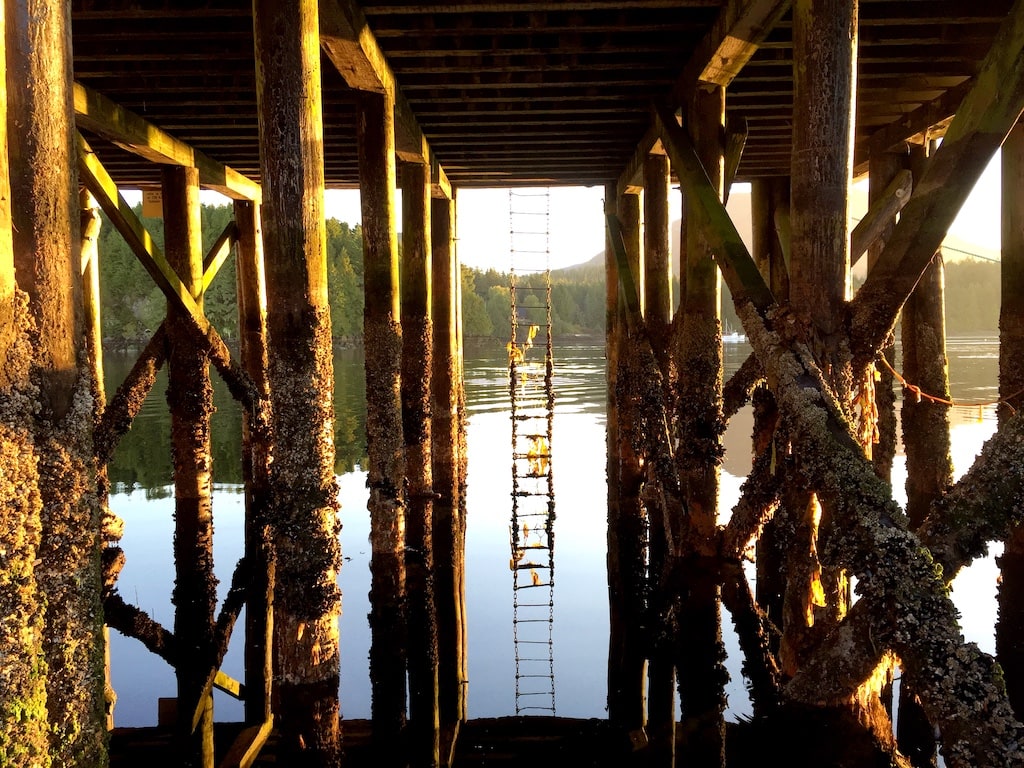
[323,150,1003,271]
[154,149,1003,272]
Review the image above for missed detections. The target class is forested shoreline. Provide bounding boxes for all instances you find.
[97,203,1002,348]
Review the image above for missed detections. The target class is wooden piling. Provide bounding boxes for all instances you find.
[892,141,950,765]
[233,200,274,728]
[606,189,648,734]
[900,142,953,529]
[644,153,673,379]
[253,1,342,763]
[401,160,441,768]
[7,0,108,762]
[748,177,787,640]
[781,0,858,674]
[81,188,120,732]
[642,151,676,766]
[0,0,50,757]
[357,86,409,766]
[675,85,727,768]
[866,150,907,482]
[750,177,790,301]
[997,122,1024,721]
[431,192,468,760]
[162,165,216,768]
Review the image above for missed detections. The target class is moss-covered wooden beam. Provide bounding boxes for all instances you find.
[319,0,451,199]
[104,592,177,665]
[849,168,912,267]
[789,411,1024,706]
[736,300,1024,767]
[79,139,262,418]
[652,102,776,317]
[191,556,252,733]
[73,81,261,203]
[724,113,749,203]
[722,351,764,420]
[94,323,167,465]
[918,412,1024,579]
[850,0,1024,370]
[719,446,780,558]
[719,562,783,716]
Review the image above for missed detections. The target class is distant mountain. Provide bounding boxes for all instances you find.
[552,189,754,282]
[554,184,998,284]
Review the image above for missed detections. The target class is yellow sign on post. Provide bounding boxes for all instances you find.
[142,188,163,219]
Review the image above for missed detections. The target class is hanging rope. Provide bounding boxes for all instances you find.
[874,352,1019,416]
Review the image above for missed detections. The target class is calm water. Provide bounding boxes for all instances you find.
[104,334,1002,727]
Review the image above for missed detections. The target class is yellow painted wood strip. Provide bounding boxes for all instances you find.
[212,670,244,699]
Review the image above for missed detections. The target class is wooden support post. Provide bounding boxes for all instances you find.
[234,200,274,728]
[675,85,727,768]
[401,161,441,768]
[642,151,675,767]
[357,87,408,766]
[864,152,908,482]
[606,190,648,736]
[7,0,108,762]
[748,177,786,650]
[790,0,855,353]
[750,177,790,301]
[163,166,215,768]
[784,0,858,673]
[900,142,953,531]
[0,0,11,392]
[997,121,1024,722]
[431,192,466,763]
[0,0,51,757]
[82,188,120,731]
[678,87,725,554]
[644,153,673,378]
[253,1,342,764]
[897,141,953,766]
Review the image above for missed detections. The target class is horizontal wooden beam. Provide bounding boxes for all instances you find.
[73,81,261,203]
[856,78,974,176]
[676,0,791,99]
[319,0,451,199]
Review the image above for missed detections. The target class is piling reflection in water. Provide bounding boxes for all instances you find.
[103,334,1000,728]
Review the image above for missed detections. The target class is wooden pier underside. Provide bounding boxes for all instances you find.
[8,2,1024,767]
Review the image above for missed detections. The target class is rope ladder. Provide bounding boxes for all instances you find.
[507,188,556,715]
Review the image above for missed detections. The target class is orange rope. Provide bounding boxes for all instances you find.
[875,353,1020,416]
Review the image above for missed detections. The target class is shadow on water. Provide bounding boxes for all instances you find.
[103,333,1002,735]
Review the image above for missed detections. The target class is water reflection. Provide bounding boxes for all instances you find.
[104,334,1001,727]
